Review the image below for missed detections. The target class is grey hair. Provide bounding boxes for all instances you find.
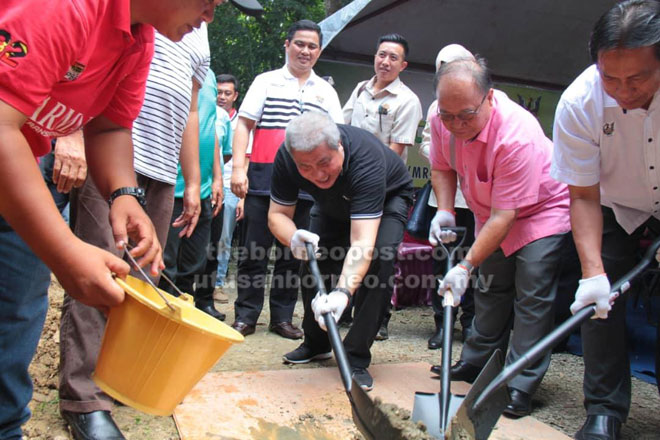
[285,111,340,154]
[434,55,493,95]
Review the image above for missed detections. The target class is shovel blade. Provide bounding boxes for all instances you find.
[349,378,403,440]
[412,392,465,438]
[446,349,510,440]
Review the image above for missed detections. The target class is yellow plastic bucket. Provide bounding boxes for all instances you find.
[92,275,243,416]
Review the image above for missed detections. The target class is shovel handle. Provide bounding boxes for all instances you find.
[306,242,354,393]
[473,234,660,412]
[436,226,467,273]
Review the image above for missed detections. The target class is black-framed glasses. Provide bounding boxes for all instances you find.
[437,93,487,122]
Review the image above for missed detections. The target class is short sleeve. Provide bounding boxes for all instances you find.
[342,82,361,124]
[0,1,87,116]
[419,101,436,160]
[348,143,387,219]
[221,117,232,156]
[191,26,210,87]
[429,116,452,171]
[102,40,154,128]
[270,147,300,205]
[238,73,268,122]
[551,97,601,187]
[324,85,345,124]
[390,92,423,145]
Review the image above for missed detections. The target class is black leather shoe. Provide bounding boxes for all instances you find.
[196,304,226,321]
[61,410,126,440]
[503,388,532,418]
[449,360,481,383]
[427,328,444,349]
[374,322,389,341]
[269,321,303,339]
[461,325,474,343]
[231,321,256,336]
[574,415,621,440]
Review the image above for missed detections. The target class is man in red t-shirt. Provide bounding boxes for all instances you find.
[0,0,225,438]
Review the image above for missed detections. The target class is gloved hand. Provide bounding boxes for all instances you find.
[429,210,456,246]
[656,247,660,264]
[438,263,470,305]
[570,273,611,319]
[311,289,350,331]
[290,229,320,260]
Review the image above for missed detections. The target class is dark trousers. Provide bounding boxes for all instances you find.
[196,204,225,301]
[234,194,312,325]
[159,197,214,305]
[461,233,567,394]
[301,194,410,369]
[581,207,660,421]
[430,207,476,330]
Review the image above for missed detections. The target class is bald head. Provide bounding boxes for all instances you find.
[435,57,494,140]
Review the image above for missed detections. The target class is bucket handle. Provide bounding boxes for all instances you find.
[122,243,177,312]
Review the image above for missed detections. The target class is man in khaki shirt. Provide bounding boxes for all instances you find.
[342,33,423,338]
[343,33,423,163]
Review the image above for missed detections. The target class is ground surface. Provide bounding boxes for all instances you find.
[25,270,660,440]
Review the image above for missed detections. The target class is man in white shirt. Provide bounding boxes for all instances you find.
[229,20,343,339]
[551,1,660,438]
[214,73,243,302]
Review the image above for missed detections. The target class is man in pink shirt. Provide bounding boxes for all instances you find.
[428,57,571,418]
[0,0,224,438]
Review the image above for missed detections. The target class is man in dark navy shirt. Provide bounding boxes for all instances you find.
[269,111,412,390]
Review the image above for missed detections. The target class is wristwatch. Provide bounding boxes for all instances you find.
[331,287,352,301]
[108,187,147,209]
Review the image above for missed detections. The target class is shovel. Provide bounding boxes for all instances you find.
[305,243,403,440]
[472,234,660,413]
[412,227,468,437]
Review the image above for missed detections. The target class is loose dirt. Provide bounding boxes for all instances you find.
[25,271,660,439]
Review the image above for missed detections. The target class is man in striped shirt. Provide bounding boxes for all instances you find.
[57,22,212,438]
[229,20,343,339]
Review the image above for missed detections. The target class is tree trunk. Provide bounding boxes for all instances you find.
[325,0,344,16]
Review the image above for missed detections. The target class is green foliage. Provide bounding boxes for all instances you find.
[208,0,326,105]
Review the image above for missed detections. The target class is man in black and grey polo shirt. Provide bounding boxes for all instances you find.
[268,111,413,391]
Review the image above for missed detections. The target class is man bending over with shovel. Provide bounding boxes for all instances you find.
[428,56,571,418]
[268,111,413,391]
[551,1,660,438]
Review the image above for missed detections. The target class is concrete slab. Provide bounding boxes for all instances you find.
[173,362,571,439]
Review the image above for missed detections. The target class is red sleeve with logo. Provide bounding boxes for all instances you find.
[0,0,89,117]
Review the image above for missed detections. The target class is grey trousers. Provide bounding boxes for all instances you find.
[58,174,173,413]
[460,232,567,394]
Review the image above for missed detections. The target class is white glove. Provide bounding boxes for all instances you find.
[311,289,350,331]
[429,210,456,246]
[438,264,470,305]
[570,274,612,319]
[290,229,320,260]
[656,247,660,264]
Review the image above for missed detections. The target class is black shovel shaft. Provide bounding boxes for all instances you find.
[306,243,353,393]
[440,298,453,431]
[436,226,466,433]
[473,234,660,411]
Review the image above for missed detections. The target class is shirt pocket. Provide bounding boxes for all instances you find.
[470,177,492,207]
[376,111,395,141]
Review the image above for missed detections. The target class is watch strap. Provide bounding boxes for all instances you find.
[108,187,146,208]
[331,287,352,301]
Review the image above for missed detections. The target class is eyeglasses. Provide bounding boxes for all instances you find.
[437,93,487,122]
